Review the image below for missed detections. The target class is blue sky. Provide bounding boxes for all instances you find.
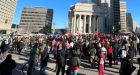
[13,0,140,28]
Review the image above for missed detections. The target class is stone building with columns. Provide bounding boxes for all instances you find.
[68,2,104,34]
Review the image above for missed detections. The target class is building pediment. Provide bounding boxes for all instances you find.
[73,3,103,13]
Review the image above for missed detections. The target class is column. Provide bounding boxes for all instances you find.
[83,15,86,33]
[71,17,74,33]
[98,16,101,32]
[76,15,78,33]
[89,15,92,33]
[93,15,96,32]
[91,16,94,33]
[79,15,82,33]
[73,14,76,33]
[100,16,104,33]
[96,16,98,32]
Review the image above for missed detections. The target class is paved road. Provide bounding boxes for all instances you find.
[1,49,139,75]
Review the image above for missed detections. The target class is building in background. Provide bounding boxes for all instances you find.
[51,23,55,34]
[132,20,137,32]
[68,2,104,34]
[120,0,127,32]
[91,0,114,33]
[19,7,53,34]
[11,24,18,33]
[113,0,120,33]
[126,13,133,32]
[100,0,114,33]
[0,0,17,34]
[135,27,140,33]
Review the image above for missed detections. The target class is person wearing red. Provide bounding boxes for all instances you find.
[98,52,106,75]
[107,45,113,67]
[101,39,106,47]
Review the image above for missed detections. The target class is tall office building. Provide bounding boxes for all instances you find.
[19,7,53,34]
[0,0,17,34]
[126,13,133,32]
[113,0,120,33]
[100,0,114,33]
[132,20,137,32]
[120,0,126,32]
[91,0,114,33]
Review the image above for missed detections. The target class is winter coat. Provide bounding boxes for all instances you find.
[89,48,96,56]
[56,49,67,67]
[119,58,135,75]
[40,52,49,67]
[69,56,81,70]
[99,53,106,75]
[0,41,9,52]
[0,58,16,75]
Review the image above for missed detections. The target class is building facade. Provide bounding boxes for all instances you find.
[68,3,104,34]
[91,0,114,34]
[0,0,17,34]
[126,13,133,32]
[113,0,120,33]
[120,0,127,32]
[19,7,53,34]
[132,20,137,32]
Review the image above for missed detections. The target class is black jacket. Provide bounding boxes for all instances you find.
[119,58,135,75]
[0,58,16,75]
[56,49,67,67]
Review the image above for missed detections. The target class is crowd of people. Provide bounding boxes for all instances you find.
[0,33,140,75]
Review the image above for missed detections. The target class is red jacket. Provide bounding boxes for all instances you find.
[107,46,113,56]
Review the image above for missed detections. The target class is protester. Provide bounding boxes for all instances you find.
[107,45,113,67]
[40,44,49,75]
[69,52,81,75]
[119,55,136,75]
[0,38,9,58]
[137,57,140,75]
[56,40,67,75]
[89,44,96,68]
[0,54,16,75]
[0,33,140,75]
[17,39,24,54]
[98,52,106,75]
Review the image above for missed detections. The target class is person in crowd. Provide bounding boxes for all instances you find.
[40,44,50,75]
[51,38,56,53]
[98,52,106,75]
[120,40,127,60]
[131,35,137,57]
[27,41,39,75]
[89,44,96,68]
[113,40,119,65]
[17,39,24,54]
[0,54,16,75]
[119,55,136,75]
[100,44,107,69]
[137,57,140,75]
[107,45,113,67]
[56,40,67,75]
[137,36,140,55]
[0,38,9,58]
[69,52,81,75]
[83,40,90,60]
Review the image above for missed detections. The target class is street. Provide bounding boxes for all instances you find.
[0,49,139,75]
